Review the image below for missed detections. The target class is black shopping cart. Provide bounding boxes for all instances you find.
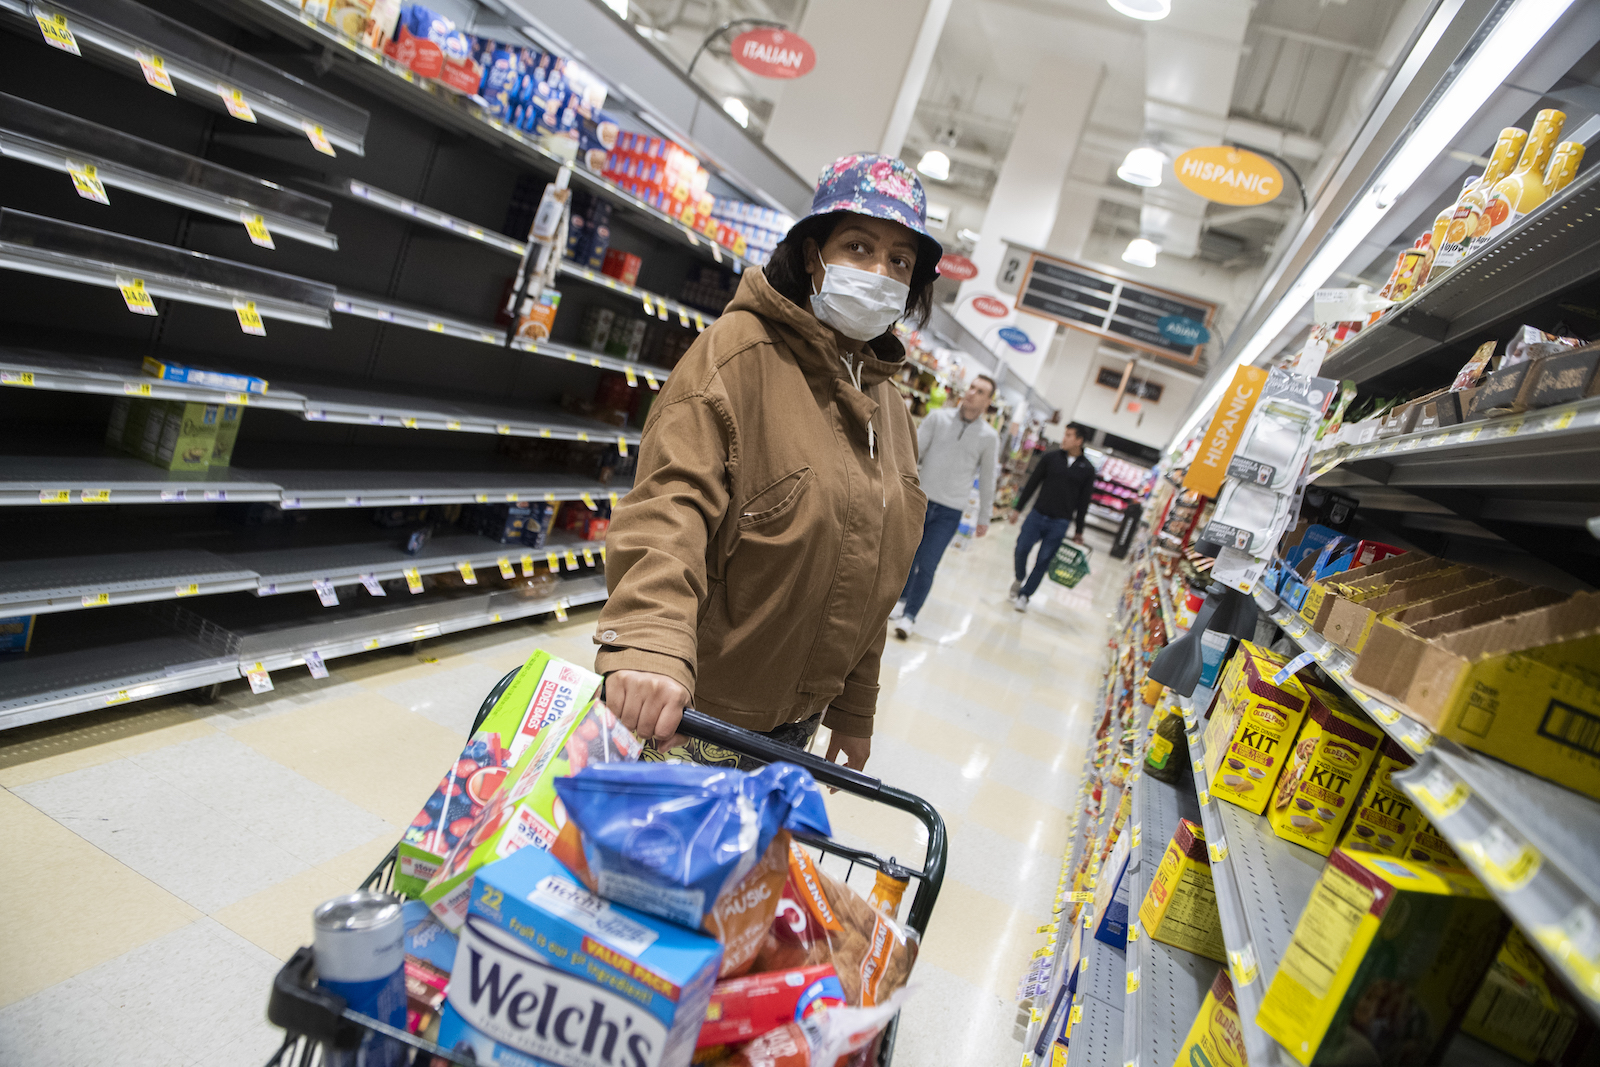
[265,667,948,1067]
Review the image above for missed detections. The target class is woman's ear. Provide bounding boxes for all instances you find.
[802,237,818,274]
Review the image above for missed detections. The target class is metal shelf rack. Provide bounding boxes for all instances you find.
[1,0,369,154]
[0,92,338,249]
[0,455,282,506]
[1064,923,1125,1067]
[0,347,306,409]
[0,208,337,328]
[0,547,260,615]
[268,469,630,511]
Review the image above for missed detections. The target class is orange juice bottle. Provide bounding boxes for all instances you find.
[1477,109,1565,247]
[1412,176,1476,290]
[1545,140,1585,195]
[1432,127,1526,272]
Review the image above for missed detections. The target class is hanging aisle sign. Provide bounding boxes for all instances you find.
[998,326,1035,352]
[1173,146,1283,206]
[938,254,978,280]
[731,29,816,79]
[1009,246,1216,364]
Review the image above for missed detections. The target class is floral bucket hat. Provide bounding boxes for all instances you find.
[802,153,943,268]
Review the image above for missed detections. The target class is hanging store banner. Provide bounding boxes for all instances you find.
[938,254,978,280]
[1009,247,1216,364]
[970,294,1010,318]
[1182,365,1268,497]
[998,326,1035,352]
[1173,146,1283,206]
[731,29,817,79]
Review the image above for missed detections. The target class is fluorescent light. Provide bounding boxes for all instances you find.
[1109,0,1170,20]
[1118,146,1166,188]
[917,150,951,181]
[1170,0,1578,449]
[957,227,981,243]
[722,97,749,128]
[1123,237,1161,267]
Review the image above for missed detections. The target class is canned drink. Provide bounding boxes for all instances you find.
[313,890,407,1067]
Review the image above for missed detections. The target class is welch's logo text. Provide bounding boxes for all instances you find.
[451,915,668,1067]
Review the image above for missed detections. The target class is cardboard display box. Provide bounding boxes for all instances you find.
[1467,357,1545,419]
[1523,344,1600,410]
[1300,553,1451,635]
[1321,566,1495,653]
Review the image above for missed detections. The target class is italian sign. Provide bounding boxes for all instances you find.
[731,29,816,79]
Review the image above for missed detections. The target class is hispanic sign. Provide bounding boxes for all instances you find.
[1012,250,1216,364]
[1182,365,1268,497]
[731,28,816,79]
[1173,146,1283,206]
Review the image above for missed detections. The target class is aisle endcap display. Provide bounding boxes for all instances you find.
[1,0,369,153]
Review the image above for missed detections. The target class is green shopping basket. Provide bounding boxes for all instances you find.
[1047,540,1092,588]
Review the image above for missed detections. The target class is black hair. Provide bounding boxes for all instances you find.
[763,212,939,329]
[972,374,997,396]
[1063,423,1090,442]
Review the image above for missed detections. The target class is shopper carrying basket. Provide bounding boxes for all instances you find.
[594,154,945,775]
[1007,423,1096,612]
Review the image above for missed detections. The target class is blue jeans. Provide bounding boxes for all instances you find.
[1015,511,1073,597]
[899,500,964,620]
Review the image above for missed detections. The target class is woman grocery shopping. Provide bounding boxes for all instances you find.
[593,153,943,775]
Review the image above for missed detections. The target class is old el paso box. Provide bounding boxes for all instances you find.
[1257,851,1506,1067]
[436,845,722,1067]
[1268,687,1382,857]
[1206,643,1310,815]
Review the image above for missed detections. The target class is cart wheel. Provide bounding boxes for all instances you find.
[194,682,221,705]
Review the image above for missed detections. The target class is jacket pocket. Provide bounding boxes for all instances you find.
[738,467,813,527]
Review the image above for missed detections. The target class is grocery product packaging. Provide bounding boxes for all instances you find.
[142,355,268,393]
[1256,850,1507,1066]
[149,401,221,472]
[1143,695,1186,784]
[422,692,640,929]
[436,844,722,1067]
[1173,970,1248,1067]
[602,248,642,287]
[210,404,243,467]
[514,286,562,342]
[1268,687,1382,856]
[0,614,34,653]
[552,761,831,930]
[719,990,909,1067]
[1462,927,1592,1066]
[1401,817,1464,870]
[1523,343,1600,409]
[1137,818,1224,964]
[401,899,457,1040]
[1322,567,1507,653]
[1204,642,1310,814]
[1092,833,1131,950]
[750,839,919,1007]
[397,650,602,896]
[697,963,845,1047]
[1337,736,1417,858]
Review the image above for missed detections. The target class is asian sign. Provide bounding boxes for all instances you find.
[1013,251,1216,364]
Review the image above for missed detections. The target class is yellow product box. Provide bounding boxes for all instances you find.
[1257,850,1508,1066]
[1462,927,1586,1066]
[1173,969,1248,1067]
[1137,818,1225,964]
[1268,687,1383,856]
[1337,735,1418,858]
[1402,817,1464,870]
[210,404,244,467]
[1205,644,1310,814]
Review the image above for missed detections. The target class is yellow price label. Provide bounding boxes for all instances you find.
[678,309,690,328]
[577,432,589,442]
[645,371,660,390]
[67,161,108,204]
[404,567,423,593]
[1547,409,1578,432]
[1412,768,1470,819]
[539,429,553,438]
[617,436,628,457]
[106,689,131,705]
[35,9,80,52]
[624,366,638,388]
[401,417,418,429]
[544,492,556,503]
[564,550,579,571]
[505,493,518,502]
[123,381,152,396]
[693,312,706,331]
[1127,921,1140,941]
[546,552,560,572]
[82,592,110,607]
[581,548,595,567]
[497,557,514,579]
[39,490,70,504]
[456,561,478,585]
[609,492,619,509]
[2,371,36,386]
[520,553,534,577]
[364,637,381,650]
[218,85,257,122]
[1460,425,1483,442]
[234,300,266,336]
[118,277,157,316]
[174,582,199,596]
[496,424,511,435]
[1228,945,1259,986]
[1066,891,1094,903]
[81,489,111,503]
[581,492,597,510]
[1462,824,1543,892]
[599,547,606,563]
[446,420,461,430]
[1198,789,1210,805]
[135,50,175,94]
[1126,968,1140,993]
[1209,840,1229,863]
[642,295,655,316]
[428,321,445,333]
[554,600,568,622]
[474,494,490,503]
[303,122,336,156]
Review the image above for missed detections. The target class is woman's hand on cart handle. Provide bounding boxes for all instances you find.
[825,731,871,782]
[607,669,690,749]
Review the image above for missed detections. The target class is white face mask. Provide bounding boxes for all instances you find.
[810,262,909,341]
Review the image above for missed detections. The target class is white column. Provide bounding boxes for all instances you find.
[763,0,950,185]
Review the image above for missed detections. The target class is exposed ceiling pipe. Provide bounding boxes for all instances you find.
[1253,23,1377,57]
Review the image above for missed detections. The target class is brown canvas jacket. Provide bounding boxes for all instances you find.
[593,267,924,737]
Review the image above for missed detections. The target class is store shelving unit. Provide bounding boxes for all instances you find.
[0,93,339,248]
[1254,585,1600,1019]
[0,455,282,505]
[0,347,306,409]
[1064,923,1124,1067]
[0,547,260,614]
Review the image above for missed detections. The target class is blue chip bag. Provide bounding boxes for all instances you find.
[553,761,830,930]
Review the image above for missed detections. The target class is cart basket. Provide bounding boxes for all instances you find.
[267,666,948,1067]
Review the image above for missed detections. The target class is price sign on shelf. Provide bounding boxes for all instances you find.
[217,84,257,122]
[66,160,108,204]
[302,122,336,156]
[242,213,275,249]
[33,8,80,53]
[554,599,569,622]
[497,557,514,580]
[617,436,628,457]
[118,276,158,316]
[520,553,534,577]
[234,300,266,336]
[135,50,175,94]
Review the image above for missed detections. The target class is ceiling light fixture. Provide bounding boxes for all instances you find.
[1123,237,1161,268]
[957,227,981,244]
[601,0,629,18]
[722,97,750,128]
[1169,0,1577,450]
[1117,146,1166,188]
[1108,0,1170,21]
[917,150,951,181]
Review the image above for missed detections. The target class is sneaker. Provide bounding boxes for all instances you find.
[894,617,915,640]
[1012,595,1029,613]
[889,601,906,621]
[1009,579,1023,598]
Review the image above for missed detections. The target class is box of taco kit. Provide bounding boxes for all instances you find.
[1256,850,1506,1066]
[1352,591,1600,800]
[1204,642,1309,814]
[435,844,722,1067]
[1267,687,1382,856]
[1174,970,1248,1067]
[1337,736,1417,858]
[1137,818,1225,963]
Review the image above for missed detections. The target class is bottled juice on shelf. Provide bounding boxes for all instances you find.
[1476,108,1566,247]
[1387,236,1432,303]
[1411,176,1476,290]
[1431,126,1526,273]
[1544,139,1585,196]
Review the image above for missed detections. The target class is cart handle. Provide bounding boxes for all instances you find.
[266,946,361,1050]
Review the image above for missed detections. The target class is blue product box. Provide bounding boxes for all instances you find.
[436,846,721,1067]
[142,356,268,394]
[1092,842,1131,951]
[0,614,35,653]
[1197,631,1231,689]
[403,899,459,972]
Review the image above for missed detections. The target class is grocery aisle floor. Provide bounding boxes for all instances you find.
[0,522,1127,1066]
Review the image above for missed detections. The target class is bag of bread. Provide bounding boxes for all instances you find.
[754,839,919,1007]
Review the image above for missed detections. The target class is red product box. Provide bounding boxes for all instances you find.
[584,517,610,542]
[602,249,642,287]
[698,964,845,1048]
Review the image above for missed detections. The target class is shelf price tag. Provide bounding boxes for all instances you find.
[313,579,339,607]
[580,492,597,510]
[305,651,329,679]
[106,689,131,705]
[497,557,514,579]
[546,552,560,572]
[642,295,655,316]
[1,371,36,386]
[564,550,579,571]
[134,50,176,94]
[217,84,257,122]
[456,561,478,585]
[617,436,628,457]
[1411,766,1470,820]
[174,582,199,597]
[1462,822,1542,892]
[577,432,589,442]
[1125,967,1140,993]
[520,553,534,577]
[581,547,595,567]
[302,122,336,156]
[359,574,386,597]
[645,371,660,390]
[39,490,70,504]
[608,492,619,509]
[403,567,423,594]
[65,160,109,204]
[242,213,275,249]
[1208,838,1229,863]
[624,366,638,388]
[554,599,568,622]
[117,276,158,316]
[1228,944,1259,987]
[710,243,722,264]
[32,7,79,53]
[655,303,668,322]
[234,300,266,336]
[81,592,110,607]
[1545,408,1578,433]
[80,489,110,503]
[247,661,274,694]
[678,309,690,328]
[1127,921,1140,941]
[1533,905,1600,1000]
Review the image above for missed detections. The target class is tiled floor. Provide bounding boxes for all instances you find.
[0,521,1125,1066]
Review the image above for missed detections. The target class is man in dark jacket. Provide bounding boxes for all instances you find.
[1007,424,1095,611]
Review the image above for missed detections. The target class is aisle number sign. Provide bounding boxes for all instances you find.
[1173,146,1283,206]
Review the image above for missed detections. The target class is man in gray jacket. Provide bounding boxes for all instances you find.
[892,375,999,639]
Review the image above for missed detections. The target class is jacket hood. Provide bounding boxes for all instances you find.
[727,267,906,388]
